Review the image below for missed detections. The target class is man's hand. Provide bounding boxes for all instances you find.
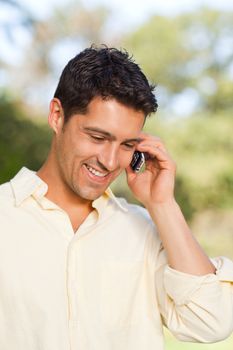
[126,133,176,209]
[126,132,215,276]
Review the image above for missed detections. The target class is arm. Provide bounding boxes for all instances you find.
[155,252,233,343]
[126,132,215,275]
[148,199,215,275]
[126,138,233,342]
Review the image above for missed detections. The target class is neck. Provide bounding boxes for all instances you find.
[37,151,93,232]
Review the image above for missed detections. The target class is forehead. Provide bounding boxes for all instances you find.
[69,97,145,137]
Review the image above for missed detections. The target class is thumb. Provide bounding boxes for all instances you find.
[125,166,137,185]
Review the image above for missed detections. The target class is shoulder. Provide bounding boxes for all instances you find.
[119,197,150,220]
[109,196,162,258]
[0,181,16,225]
[111,196,156,233]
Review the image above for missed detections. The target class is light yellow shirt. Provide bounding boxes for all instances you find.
[0,167,233,350]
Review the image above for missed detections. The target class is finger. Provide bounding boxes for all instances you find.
[138,132,165,145]
[138,143,168,161]
[138,137,167,155]
[138,144,176,171]
[125,165,138,183]
[125,164,135,176]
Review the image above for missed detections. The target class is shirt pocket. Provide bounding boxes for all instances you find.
[100,260,146,332]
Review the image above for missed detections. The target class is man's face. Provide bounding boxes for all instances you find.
[54,97,145,201]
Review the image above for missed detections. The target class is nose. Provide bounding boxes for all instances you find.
[98,144,120,172]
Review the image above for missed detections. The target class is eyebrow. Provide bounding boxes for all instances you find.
[83,127,141,143]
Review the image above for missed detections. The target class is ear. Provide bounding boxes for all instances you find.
[48,98,64,134]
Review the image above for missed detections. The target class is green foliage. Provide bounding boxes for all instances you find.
[165,328,233,350]
[124,8,233,115]
[0,95,51,183]
[150,113,233,211]
[124,15,193,92]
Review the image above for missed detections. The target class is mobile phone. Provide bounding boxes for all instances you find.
[130,151,145,172]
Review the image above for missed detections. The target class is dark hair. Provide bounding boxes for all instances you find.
[54,45,158,120]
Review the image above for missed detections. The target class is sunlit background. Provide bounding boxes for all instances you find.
[0,0,233,348]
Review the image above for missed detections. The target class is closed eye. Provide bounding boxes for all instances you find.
[123,143,136,149]
[90,135,105,141]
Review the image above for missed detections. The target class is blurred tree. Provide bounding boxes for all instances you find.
[124,7,233,115]
[0,95,51,183]
[144,112,233,215]
[0,0,35,96]
[16,1,108,81]
[0,0,35,34]
[0,0,109,111]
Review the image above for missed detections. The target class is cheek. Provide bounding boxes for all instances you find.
[119,151,134,168]
[56,138,79,175]
[64,136,91,162]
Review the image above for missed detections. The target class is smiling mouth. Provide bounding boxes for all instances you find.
[85,164,109,178]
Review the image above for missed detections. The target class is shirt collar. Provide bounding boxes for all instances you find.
[105,188,128,212]
[10,167,48,207]
[10,167,127,212]
[92,187,128,214]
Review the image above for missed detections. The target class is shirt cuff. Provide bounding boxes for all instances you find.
[164,256,233,305]
[211,256,233,282]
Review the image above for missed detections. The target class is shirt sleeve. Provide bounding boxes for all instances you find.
[155,255,233,343]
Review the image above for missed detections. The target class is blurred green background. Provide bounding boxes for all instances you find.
[0,0,232,348]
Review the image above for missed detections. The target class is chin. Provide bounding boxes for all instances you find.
[75,188,105,201]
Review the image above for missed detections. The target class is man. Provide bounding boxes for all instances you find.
[0,46,232,350]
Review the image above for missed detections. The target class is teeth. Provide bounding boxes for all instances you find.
[86,165,107,177]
